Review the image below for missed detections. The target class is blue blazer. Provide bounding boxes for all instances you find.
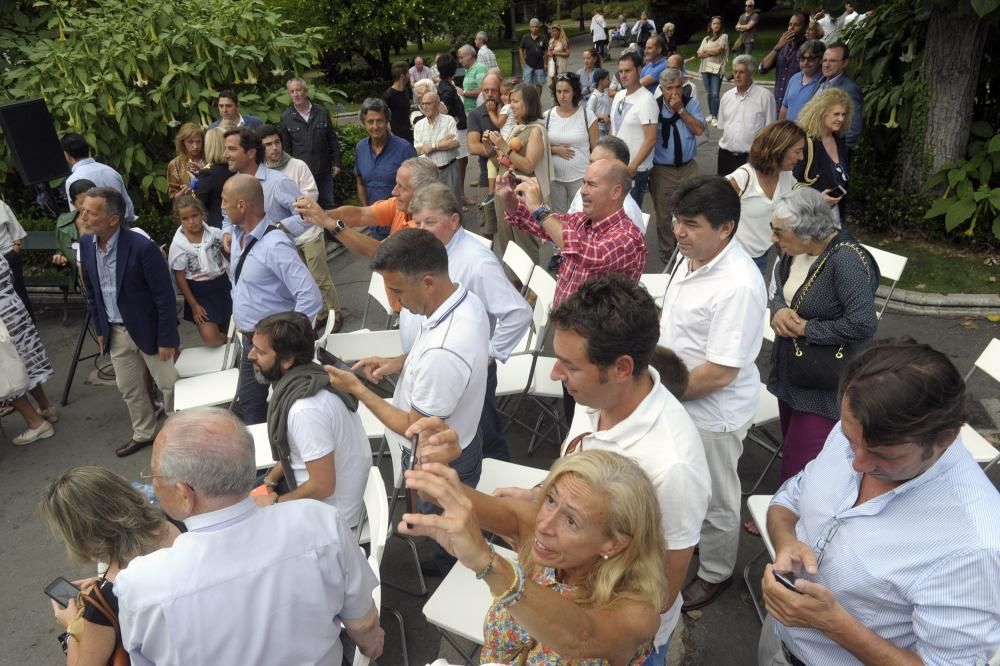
[80,228,180,355]
[829,75,864,148]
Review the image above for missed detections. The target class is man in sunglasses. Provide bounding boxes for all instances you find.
[779,39,826,121]
[759,340,1000,666]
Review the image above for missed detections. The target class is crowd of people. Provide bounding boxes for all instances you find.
[0,4,994,665]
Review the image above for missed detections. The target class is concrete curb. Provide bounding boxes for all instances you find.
[879,285,1000,318]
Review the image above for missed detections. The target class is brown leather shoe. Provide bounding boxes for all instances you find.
[681,576,732,612]
[116,439,154,458]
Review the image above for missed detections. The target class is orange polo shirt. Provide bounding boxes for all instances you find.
[370,197,414,312]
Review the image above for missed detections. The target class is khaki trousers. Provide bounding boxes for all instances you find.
[109,324,177,442]
[696,420,750,582]
[296,233,339,313]
[649,160,699,261]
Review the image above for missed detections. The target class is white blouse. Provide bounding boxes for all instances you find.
[729,165,796,257]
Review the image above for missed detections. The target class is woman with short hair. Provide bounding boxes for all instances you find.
[167,122,205,198]
[766,187,879,480]
[403,449,668,664]
[42,466,180,664]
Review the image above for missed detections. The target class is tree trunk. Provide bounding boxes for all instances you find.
[896,7,988,194]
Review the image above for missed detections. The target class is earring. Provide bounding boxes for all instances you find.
[602,554,609,560]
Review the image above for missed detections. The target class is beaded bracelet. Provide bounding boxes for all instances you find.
[495,561,526,610]
[476,543,497,580]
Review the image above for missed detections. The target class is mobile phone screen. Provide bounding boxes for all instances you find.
[315,346,352,372]
[44,577,81,608]
[404,435,419,528]
[772,570,803,594]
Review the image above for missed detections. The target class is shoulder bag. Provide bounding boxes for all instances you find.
[0,317,28,401]
[783,242,872,390]
[82,581,130,666]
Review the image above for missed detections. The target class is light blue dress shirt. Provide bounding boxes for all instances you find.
[66,158,136,220]
[228,217,322,331]
[769,425,1000,665]
[652,96,704,166]
[222,163,309,238]
[94,228,124,323]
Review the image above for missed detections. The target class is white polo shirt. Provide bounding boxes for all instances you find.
[399,229,532,362]
[611,86,658,173]
[563,367,711,648]
[391,284,490,454]
[287,388,373,526]
[659,239,766,431]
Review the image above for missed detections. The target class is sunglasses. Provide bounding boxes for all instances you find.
[799,55,820,61]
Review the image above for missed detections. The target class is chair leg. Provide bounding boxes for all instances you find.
[743,547,769,623]
[436,628,479,666]
[383,605,410,666]
[381,532,428,597]
[741,428,784,496]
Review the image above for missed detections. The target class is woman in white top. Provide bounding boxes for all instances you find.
[728,120,806,274]
[544,72,599,212]
[697,16,729,126]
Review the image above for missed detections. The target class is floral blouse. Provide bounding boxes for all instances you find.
[480,566,653,666]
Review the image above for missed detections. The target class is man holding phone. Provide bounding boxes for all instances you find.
[759,341,1000,665]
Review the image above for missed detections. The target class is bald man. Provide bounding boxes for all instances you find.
[467,73,503,213]
[224,174,322,425]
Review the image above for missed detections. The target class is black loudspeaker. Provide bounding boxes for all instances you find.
[0,99,71,186]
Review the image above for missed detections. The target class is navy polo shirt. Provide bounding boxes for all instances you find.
[354,135,417,204]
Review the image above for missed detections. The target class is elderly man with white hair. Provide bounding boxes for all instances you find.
[116,407,383,665]
[716,54,776,175]
[414,91,462,204]
[475,31,498,69]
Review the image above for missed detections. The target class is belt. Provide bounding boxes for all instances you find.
[437,159,456,170]
[781,643,807,666]
[654,160,692,168]
[719,148,748,156]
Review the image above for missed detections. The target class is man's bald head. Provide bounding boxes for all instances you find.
[224,174,264,208]
[666,54,684,71]
[580,159,630,220]
[481,73,502,102]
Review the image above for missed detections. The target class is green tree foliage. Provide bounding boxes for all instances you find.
[0,0,331,203]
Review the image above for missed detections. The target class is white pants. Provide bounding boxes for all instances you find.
[696,421,750,582]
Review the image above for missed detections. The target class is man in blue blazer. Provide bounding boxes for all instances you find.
[79,188,179,457]
[820,41,864,149]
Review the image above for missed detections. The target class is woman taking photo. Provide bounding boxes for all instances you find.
[166,122,205,199]
[727,120,806,274]
[545,73,599,213]
[767,188,879,481]
[42,466,180,664]
[483,83,553,260]
[697,17,729,127]
[577,48,601,101]
[194,128,232,228]
[794,87,853,221]
[402,450,667,665]
[547,25,571,88]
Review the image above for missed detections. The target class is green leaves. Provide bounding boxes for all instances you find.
[924,122,1000,241]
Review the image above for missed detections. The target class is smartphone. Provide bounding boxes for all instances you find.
[829,184,847,198]
[508,171,523,187]
[772,570,804,594]
[315,346,352,372]
[404,435,420,528]
[44,577,80,608]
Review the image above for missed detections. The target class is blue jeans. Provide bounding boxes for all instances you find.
[753,251,770,276]
[642,634,673,666]
[237,333,269,425]
[703,72,722,117]
[522,65,547,87]
[480,362,509,460]
[631,168,651,207]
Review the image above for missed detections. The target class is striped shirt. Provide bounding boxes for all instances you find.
[505,200,646,304]
[769,425,1000,665]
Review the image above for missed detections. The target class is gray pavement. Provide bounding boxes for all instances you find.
[3,33,999,666]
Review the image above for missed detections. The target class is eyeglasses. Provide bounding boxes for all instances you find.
[813,517,843,567]
[799,55,820,62]
[139,468,163,481]
[769,224,786,237]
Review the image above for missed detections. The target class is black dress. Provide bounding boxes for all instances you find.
[195,162,233,228]
[794,136,849,221]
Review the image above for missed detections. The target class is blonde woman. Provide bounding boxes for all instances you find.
[697,16,729,126]
[547,24,571,85]
[194,127,232,227]
[402,450,668,665]
[794,87,853,220]
[42,467,179,665]
[167,122,205,198]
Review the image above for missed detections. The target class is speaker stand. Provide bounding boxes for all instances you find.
[61,311,100,406]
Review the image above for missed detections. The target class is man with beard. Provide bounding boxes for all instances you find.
[248,311,370,527]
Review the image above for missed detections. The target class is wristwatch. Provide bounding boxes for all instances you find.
[531,204,553,223]
[331,219,346,236]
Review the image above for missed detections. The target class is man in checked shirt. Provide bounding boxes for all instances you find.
[498,159,646,422]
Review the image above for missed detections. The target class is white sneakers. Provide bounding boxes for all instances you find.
[13,420,55,446]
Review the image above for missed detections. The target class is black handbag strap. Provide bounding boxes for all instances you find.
[234,224,278,284]
[791,241,871,313]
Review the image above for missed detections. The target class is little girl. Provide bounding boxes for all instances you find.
[586,68,612,136]
[483,77,520,206]
[168,195,232,346]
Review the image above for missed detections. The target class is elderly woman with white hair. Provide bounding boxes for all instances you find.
[766,187,879,481]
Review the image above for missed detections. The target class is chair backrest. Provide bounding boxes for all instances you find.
[220,317,239,370]
[860,244,908,319]
[640,212,650,231]
[362,271,394,328]
[967,338,1000,384]
[525,270,557,348]
[503,242,535,287]
[363,467,389,563]
[468,232,493,248]
[638,273,669,306]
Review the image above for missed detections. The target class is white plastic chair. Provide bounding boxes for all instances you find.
[639,273,670,308]
[173,367,241,411]
[742,494,775,622]
[361,271,395,329]
[247,422,274,470]
[860,244,908,319]
[477,459,549,496]
[175,319,240,378]
[962,338,1000,468]
[317,328,402,365]
[502,242,535,293]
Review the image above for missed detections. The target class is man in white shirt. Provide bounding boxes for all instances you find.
[413,91,462,205]
[325,227,489,491]
[611,51,658,207]
[250,311,371,527]
[61,133,136,220]
[553,275,711,665]
[405,183,531,461]
[116,408,383,665]
[475,31,498,70]
[568,136,646,233]
[658,175,766,611]
[716,54,776,176]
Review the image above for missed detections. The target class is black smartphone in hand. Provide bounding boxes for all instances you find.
[316,346,352,372]
[829,184,847,198]
[773,570,804,594]
[45,577,81,608]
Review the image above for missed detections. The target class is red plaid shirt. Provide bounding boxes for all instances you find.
[506,200,646,303]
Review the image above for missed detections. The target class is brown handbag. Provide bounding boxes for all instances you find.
[82,581,130,666]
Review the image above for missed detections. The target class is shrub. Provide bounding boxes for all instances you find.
[333,124,369,205]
